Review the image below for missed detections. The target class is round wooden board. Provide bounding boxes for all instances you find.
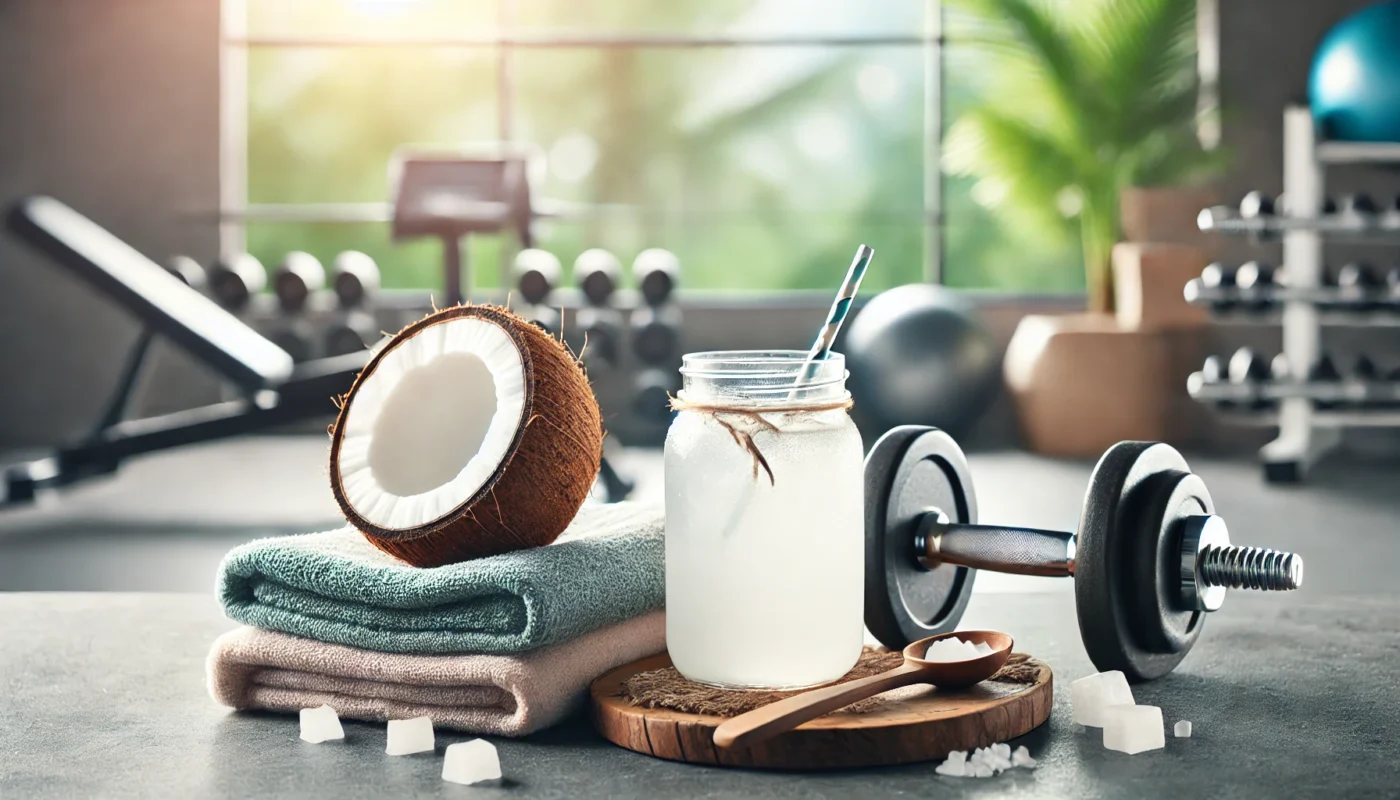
[590,653,1053,771]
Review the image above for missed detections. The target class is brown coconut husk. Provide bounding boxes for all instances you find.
[328,304,603,568]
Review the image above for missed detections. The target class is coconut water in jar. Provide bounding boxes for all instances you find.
[664,351,865,689]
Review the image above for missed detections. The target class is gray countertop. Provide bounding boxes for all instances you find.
[3,591,1397,799]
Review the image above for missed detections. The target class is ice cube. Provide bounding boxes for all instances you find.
[1012,745,1037,768]
[1174,720,1192,738]
[442,739,502,785]
[385,716,435,756]
[1102,704,1165,755]
[1071,671,1135,726]
[299,705,344,744]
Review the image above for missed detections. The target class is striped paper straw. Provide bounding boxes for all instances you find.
[791,244,874,394]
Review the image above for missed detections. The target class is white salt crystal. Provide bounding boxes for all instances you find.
[299,705,344,744]
[946,750,966,768]
[385,716,435,756]
[992,742,1011,759]
[935,761,966,777]
[973,764,994,778]
[442,739,502,785]
[1102,704,1165,755]
[1012,746,1037,768]
[924,638,980,662]
[1174,720,1192,738]
[1071,671,1135,727]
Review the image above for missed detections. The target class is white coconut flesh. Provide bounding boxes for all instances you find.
[335,318,527,532]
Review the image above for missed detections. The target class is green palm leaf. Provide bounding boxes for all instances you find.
[944,0,1227,312]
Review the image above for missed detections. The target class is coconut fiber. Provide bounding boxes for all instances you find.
[622,650,1042,717]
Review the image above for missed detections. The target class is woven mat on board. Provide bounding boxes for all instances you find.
[623,649,1042,717]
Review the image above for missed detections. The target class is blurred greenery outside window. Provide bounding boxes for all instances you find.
[238,0,1085,295]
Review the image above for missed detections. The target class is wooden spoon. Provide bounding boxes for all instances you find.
[712,630,1013,750]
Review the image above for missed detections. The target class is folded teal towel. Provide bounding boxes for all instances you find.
[216,502,664,655]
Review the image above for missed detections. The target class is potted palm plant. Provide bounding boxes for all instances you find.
[943,0,1229,455]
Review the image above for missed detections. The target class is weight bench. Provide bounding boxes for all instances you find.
[1,196,370,507]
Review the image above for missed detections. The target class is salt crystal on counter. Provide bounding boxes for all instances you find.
[385,716,435,756]
[442,739,502,785]
[1174,720,1193,738]
[1103,705,1166,755]
[299,705,344,744]
[1071,671,1135,726]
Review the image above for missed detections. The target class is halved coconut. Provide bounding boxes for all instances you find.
[329,304,603,567]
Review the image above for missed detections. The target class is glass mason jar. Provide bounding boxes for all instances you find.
[664,350,865,689]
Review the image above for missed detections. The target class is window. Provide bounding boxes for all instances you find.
[223,0,1082,295]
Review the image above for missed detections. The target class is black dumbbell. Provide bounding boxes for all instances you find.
[1336,263,1380,310]
[513,248,561,307]
[1199,262,1236,310]
[1228,347,1271,409]
[209,253,267,311]
[165,256,208,292]
[633,368,680,425]
[1199,355,1231,408]
[574,306,623,367]
[865,427,1304,682]
[268,322,317,363]
[631,305,683,366]
[1239,191,1275,219]
[1385,267,1400,306]
[1234,261,1275,311]
[273,251,326,314]
[1340,192,1378,217]
[1308,354,1342,409]
[331,251,381,309]
[575,249,621,307]
[324,311,381,357]
[633,248,680,307]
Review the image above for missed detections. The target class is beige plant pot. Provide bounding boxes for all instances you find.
[1004,313,1187,458]
[1120,186,1220,249]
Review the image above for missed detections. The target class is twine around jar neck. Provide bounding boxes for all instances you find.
[668,395,854,485]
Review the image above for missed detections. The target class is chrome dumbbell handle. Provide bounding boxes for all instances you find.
[915,513,1075,578]
[916,511,1303,610]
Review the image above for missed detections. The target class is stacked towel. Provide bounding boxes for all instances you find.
[208,501,667,735]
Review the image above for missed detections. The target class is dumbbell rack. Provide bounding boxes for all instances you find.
[1189,105,1400,482]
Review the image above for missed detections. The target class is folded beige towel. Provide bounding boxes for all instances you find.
[207,611,665,736]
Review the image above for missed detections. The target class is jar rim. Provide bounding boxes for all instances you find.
[678,350,848,405]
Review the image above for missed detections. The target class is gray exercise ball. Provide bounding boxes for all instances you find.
[842,283,1000,439]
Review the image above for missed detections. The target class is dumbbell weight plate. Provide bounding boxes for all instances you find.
[863,426,977,650]
[1076,442,1212,682]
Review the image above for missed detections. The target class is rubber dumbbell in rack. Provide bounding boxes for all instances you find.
[511,249,562,338]
[1233,261,1276,312]
[268,251,325,362]
[164,256,208,292]
[630,248,683,427]
[325,251,383,357]
[570,249,624,368]
[864,427,1304,682]
[1198,262,1236,311]
[1336,263,1381,311]
[1227,347,1272,410]
[208,253,267,312]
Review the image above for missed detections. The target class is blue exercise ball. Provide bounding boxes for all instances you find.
[1309,1,1400,142]
[842,283,999,440]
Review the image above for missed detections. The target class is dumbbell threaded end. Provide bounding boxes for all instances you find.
[1198,545,1303,591]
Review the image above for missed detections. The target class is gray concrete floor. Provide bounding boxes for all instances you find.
[0,436,1395,598]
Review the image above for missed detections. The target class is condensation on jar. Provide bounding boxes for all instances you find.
[663,350,865,690]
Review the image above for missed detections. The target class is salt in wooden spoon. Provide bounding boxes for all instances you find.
[712,630,1014,750]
